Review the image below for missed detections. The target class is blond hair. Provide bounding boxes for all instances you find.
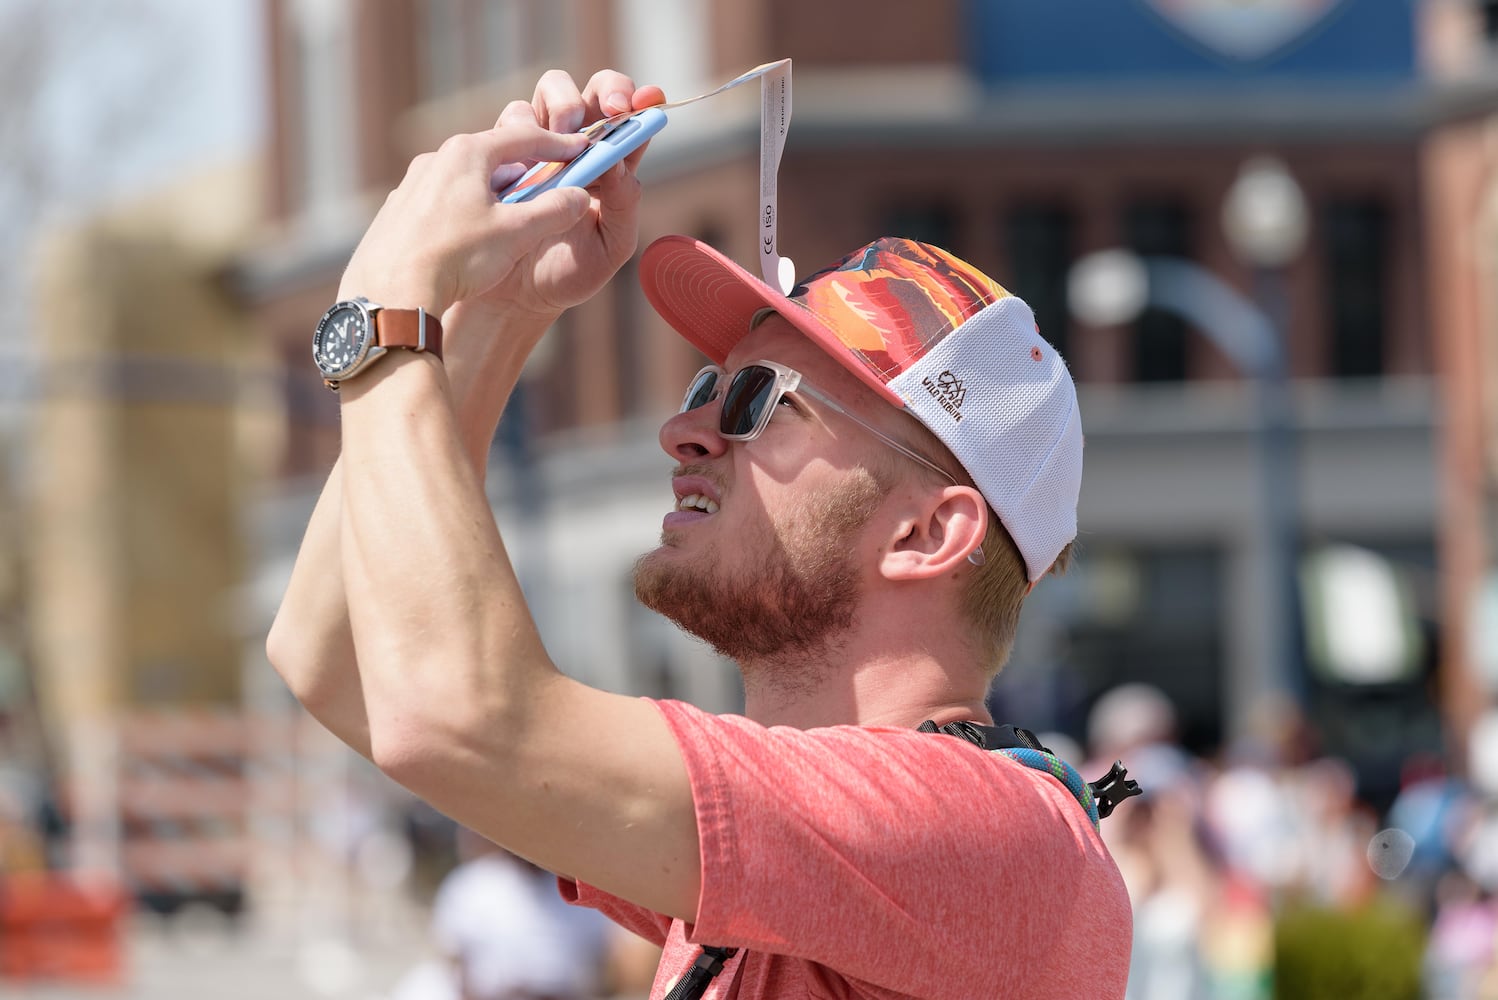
[895,419,1074,675]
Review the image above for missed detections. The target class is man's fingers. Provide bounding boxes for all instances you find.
[488,161,529,196]
[582,69,638,120]
[592,161,643,252]
[495,186,591,247]
[532,70,663,137]
[631,85,667,111]
[533,69,587,133]
[496,99,539,129]
[472,121,588,174]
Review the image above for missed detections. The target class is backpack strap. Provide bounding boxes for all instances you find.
[662,945,738,1000]
[917,720,1142,831]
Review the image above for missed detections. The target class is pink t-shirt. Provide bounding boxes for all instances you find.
[562,699,1131,999]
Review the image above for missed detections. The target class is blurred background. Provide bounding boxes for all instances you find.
[0,0,1494,997]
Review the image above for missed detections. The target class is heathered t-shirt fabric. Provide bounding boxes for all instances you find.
[561,698,1131,1000]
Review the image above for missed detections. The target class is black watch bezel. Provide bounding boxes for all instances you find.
[312,298,377,384]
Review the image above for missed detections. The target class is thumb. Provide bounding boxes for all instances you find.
[497,185,590,241]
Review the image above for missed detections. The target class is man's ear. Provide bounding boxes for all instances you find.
[878,486,988,582]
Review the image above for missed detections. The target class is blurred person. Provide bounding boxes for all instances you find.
[1388,753,1473,906]
[1092,723,1234,1000]
[1292,756,1379,909]
[1087,682,1178,761]
[1206,756,1304,898]
[1085,685,1279,999]
[267,66,1133,999]
[1086,683,1200,846]
[393,827,613,1000]
[1424,870,1498,1000]
[1117,790,1218,1000]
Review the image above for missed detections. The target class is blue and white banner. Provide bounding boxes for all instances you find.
[1138,0,1347,61]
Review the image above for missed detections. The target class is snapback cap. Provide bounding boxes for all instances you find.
[640,234,1083,581]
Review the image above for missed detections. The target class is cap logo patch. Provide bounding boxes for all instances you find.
[921,369,967,422]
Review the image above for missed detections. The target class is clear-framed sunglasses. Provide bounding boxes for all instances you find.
[679,360,986,566]
[679,360,953,480]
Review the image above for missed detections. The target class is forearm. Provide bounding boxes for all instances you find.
[337,352,552,769]
[266,304,554,755]
[265,462,372,754]
[330,352,693,901]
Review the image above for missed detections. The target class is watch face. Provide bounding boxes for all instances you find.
[312,301,372,380]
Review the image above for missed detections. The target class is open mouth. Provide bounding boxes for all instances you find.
[675,493,720,515]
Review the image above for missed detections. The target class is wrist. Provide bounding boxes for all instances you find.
[447,297,561,340]
[443,301,555,391]
[439,303,551,448]
[337,274,450,319]
[337,348,447,404]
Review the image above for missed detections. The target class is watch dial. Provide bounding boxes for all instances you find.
[313,304,370,378]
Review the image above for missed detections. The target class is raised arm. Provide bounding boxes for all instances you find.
[266,71,662,757]
[267,75,701,919]
[264,302,553,758]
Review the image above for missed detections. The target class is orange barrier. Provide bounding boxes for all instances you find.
[0,873,128,984]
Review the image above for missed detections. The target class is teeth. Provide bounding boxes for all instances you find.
[676,493,719,514]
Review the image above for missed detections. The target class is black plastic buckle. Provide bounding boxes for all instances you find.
[695,946,738,975]
[1088,761,1143,819]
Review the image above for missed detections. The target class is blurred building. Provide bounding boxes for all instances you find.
[32,163,268,720]
[235,0,1498,805]
[26,160,280,892]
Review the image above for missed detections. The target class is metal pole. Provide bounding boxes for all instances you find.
[1143,257,1302,739]
[1252,265,1304,715]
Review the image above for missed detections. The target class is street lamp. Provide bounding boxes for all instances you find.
[1222,156,1309,270]
[1069,156,1308,749]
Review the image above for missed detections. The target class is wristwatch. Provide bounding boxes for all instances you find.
[311,297,444,390]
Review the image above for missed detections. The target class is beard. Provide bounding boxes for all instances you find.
[633,471,886,667]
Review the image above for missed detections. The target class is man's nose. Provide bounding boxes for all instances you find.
[658,401,729,464]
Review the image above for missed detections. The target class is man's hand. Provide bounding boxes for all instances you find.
[336,122,592,317]
[434,70,665,442]
[467,69,667,324]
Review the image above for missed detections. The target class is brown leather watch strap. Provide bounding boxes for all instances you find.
[373,308,443,359]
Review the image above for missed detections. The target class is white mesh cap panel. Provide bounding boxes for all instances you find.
[888,297,1083,580]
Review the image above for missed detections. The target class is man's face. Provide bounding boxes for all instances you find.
[633,317,901,665]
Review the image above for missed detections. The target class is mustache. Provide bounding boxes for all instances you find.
[673,462,725,489]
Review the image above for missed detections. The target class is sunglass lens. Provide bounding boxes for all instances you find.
[682,369,719,412]
[721,365,777,437]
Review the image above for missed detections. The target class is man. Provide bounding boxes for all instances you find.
[269,68,1132,999]
[421,828,614,1000]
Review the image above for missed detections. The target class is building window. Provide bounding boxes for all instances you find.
[1030,544,1224,754]
[615,0,707,99]
[882,203,957,253]
[287,0,355,222]
[532,0,571,64]
[1003,203,1075,358]
[479,0,524,81]
[419,0,464,100]
[1323,197,1389,378]
[423,0,575,95]
[1124,199,1193,382]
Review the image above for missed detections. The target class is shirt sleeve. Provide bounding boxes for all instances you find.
[652,698,1131,997]
[559,876,675,948]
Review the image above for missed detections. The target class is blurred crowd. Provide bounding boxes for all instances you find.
[1083,682,1479,1000]
[8,683,1498,999]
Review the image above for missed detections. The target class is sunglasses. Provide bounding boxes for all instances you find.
[679,361,986,567]
[679,360,959,486]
